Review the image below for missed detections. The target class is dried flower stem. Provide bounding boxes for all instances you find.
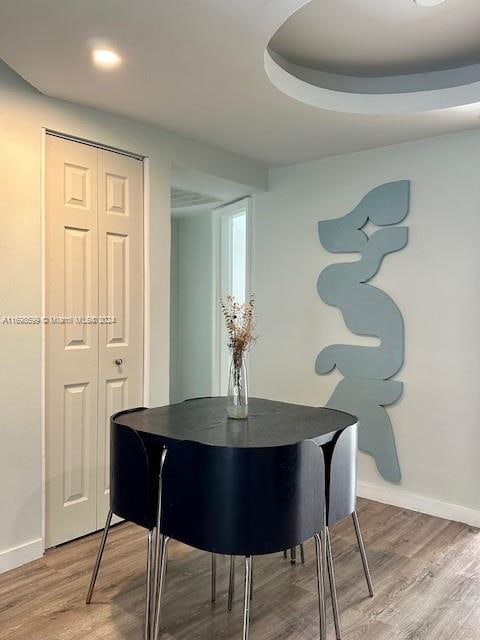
[220,294,257,369]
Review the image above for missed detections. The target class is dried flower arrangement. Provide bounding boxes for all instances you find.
[220,294,257,369]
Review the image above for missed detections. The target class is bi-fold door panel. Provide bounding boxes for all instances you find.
[45,137,143,547]
[96,149,144,526]
[45,137,99,547]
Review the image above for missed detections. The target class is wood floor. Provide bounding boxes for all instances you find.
[1,498,480,640]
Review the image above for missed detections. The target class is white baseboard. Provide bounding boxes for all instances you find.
[0,538,44,574]
[357,480,480,529]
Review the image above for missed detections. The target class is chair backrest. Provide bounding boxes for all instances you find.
[110,409,159,530]
[326,423,358,526]
[160,439,325,556]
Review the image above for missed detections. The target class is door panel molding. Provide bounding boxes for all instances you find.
[62,382,91,507]
[106,232,129,346]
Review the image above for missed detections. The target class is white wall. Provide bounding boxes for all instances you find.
[0,60,266,572]
[251,129,480,526]
[170,212,215,403]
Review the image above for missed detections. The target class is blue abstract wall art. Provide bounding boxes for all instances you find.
[316,180,410,483]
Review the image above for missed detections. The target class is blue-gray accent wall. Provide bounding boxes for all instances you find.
[316,180,410,483]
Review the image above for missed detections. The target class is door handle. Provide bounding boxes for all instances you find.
[114,358,123,366]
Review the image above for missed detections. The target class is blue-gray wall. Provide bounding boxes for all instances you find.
[170,212,215,402]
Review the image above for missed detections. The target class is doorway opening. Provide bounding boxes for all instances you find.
[169,195,251,402]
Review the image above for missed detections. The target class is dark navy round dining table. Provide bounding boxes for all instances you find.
[113,396,357,449]
[112,396,357,640]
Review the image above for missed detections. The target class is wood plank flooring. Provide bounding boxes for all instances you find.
[1,498,479,639]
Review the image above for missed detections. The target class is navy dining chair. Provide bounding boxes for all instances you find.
[86,408,220,640]
[86,409,159,640]
[152,439,328,640]
[290,423,374,640]
[323,423,374,639]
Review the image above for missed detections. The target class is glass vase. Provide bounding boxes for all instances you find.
[227,358,248,419]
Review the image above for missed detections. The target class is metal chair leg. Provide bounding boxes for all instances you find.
[352,511,374,597]
[250,557,253,601]
[145,529,155,640]
[290,546,297,564]
[300,543,305,564]
[314,531,327,640]
[242,556,252,640]
[151,447,168,630]
[228,556,235,611]
[86,509,113,604]
[153,534,170,640]
[228,555,253,607]
[211,553,217,603]
[326,528,341,640]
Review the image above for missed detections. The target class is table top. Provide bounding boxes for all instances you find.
[113,397,357,448]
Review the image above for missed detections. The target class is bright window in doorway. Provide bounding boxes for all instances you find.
[230,210,247,303]
[219,199,249,304]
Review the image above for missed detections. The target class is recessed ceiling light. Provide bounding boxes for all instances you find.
[413,0,446,6]
[92,48,122,69]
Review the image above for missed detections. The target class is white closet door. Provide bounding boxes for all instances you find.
[96,149,144,527]
[46,138,144,546]
[45,136,99,547]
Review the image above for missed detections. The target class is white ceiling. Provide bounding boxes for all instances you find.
[1,0,480,166]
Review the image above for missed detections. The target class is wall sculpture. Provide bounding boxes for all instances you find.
[316,180,410,483]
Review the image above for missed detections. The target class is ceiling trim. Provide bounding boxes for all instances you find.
[265,49,480,114]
